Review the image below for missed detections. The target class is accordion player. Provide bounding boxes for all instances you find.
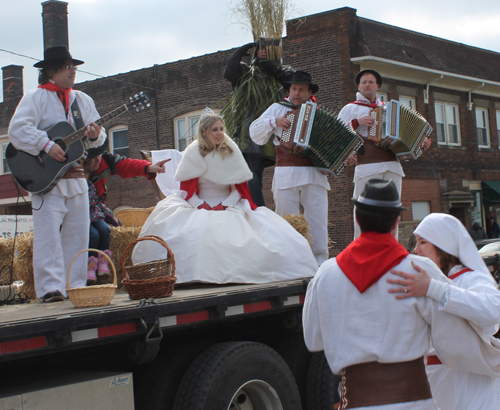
[279,101,363,175]
[367,100,432,161]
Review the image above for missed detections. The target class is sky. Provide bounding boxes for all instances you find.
[1,0,500,100]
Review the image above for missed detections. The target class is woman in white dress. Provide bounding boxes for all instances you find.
[387,213,500,410]
[132,110,319,284]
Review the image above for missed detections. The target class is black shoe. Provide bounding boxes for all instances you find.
[42,290,64,303]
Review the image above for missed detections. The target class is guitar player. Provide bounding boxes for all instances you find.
[8,46,106,303]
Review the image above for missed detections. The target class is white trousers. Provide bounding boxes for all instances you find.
[274,184,329,265]
[353,170,402,240]
[32,192,90,298]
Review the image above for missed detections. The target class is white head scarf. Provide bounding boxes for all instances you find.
[414,213,490,276]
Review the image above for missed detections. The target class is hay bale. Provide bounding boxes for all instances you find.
[0,237,15,285]
[12,232,36,299]
[282,214,311,245]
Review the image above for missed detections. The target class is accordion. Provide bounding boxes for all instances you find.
[368,100,432,161]
[280,102,363,175]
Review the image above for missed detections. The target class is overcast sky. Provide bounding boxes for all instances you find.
[1,0,500,100]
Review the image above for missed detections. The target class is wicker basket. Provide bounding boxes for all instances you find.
[115,207,154,227]
[121,235,176,300]
[67,249,117,308]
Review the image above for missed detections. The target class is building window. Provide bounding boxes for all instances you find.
[110,128,129,157]
[1,141,10,174]
[476,108,489,148]
[399,96,415,109]
[412,201,430,220]
[435,102,460,145]
[496,111,500,148]
[376,92,387,103]
[174,109,221,151]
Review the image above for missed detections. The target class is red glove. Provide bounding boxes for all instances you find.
[198,202,211,210]
[212,203,228,211]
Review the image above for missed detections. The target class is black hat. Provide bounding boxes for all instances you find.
[355,69,383,86]
[352,179,407,213]
[34,46,84,68]
[284,70,319,94]
[85,137,109,160]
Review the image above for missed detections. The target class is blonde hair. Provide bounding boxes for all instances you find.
[196,113,234,158]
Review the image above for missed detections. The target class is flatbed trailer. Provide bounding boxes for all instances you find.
[0,279,337,410]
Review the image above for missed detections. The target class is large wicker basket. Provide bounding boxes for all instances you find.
[67,249,117,308]
[115,207,155,227]
[121,235,176,300]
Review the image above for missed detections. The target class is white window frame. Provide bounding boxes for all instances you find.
[476,107,490,148]
[399,96,415,110]
[376,92,387,103]
[411,201,430,221]
[109,126,129,157]
[496,110,500,149]
[434,102,461,146]
[0,138,10,175]
[174,109,221,151]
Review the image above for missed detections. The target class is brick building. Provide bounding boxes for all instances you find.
[2,5,500,255]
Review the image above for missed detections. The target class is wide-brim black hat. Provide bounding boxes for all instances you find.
[355,69,383,86]
[34,45,84,68]
[85,137,109,160]
[352,179,407,213]
[283,70,319,94]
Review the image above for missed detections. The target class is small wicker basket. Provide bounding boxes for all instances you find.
[67,249,117,308]
[121,235,176,300]
[115,207,155,227]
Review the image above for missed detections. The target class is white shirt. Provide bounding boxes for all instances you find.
[8,86,106,197]
[249,99,330,191]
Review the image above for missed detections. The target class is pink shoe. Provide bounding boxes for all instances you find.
[87,256,98,285]
[97,250,112,277]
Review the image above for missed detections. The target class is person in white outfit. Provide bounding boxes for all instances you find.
[249,71,329,265]
[337,69,431,239]
[303,179,500,409]
[8,46,106,302]
[387,212,500,410]
[133,110,318,284]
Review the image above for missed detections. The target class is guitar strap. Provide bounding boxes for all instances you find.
[71,99,85,130]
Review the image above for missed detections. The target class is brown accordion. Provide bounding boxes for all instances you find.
[368,100,432,161]
[280,102,363,175]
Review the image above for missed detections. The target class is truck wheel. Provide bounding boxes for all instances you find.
[135,341,213,410]
[276,332,312,408]
[173,341,302,410]
[306,351,341,410]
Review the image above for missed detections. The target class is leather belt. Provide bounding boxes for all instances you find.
[62,165,85,179]
[275,145,314,167]
[342,358,432,408]
[356,141,397,165]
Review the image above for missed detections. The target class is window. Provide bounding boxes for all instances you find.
[399,96,415,110]
[412,201,430,220]
[376,92,387,103]
[110,128,129,157]
[434,102,460,145]
[496,111,500,147]
[476,108,489,148]
[174,109,221,151]
[1,141,10,174]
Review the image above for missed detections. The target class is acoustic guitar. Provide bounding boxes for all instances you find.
[6,92,150,195]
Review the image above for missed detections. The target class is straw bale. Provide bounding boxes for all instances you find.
[12,232,36,299]
[0,237,15,285]
[282,214,311,245]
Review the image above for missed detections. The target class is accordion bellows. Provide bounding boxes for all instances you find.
[368,100,433,161]
[280,102,363,175]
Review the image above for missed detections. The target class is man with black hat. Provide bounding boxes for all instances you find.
[250,71,328,265]
[223,41,294,206]
[302,178,500,409]
[338,69,431,239]
[8,46,106,302]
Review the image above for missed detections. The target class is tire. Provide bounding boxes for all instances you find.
[172,341,302,410]
[276,332,312,408]
[306,351,341,410]
[135,341,213,410]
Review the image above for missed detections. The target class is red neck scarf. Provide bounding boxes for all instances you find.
[449,268,472,280]
[350,99,380,108]
[337,232,409,293]
[39,82,72,115]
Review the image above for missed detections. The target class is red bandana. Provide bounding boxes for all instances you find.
[449,268,472,280]
[39,82,72,115]
[349,99,381,108]
[337,232,409,293]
